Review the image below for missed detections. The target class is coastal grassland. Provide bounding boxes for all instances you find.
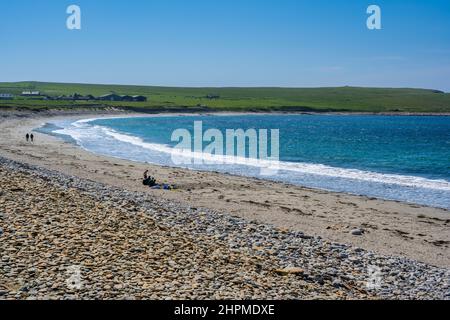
[1,81,450,113]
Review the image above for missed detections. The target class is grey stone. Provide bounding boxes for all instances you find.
[332,279,343,288]
[351,229,364,236]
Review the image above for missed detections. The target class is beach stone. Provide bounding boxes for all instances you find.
[274,267,305,275]
[339,253,349,259]
[351,229,364,236]
[314,275,325,285]
[332,279,343,288]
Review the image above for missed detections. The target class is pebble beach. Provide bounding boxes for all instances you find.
[0,157,449,300]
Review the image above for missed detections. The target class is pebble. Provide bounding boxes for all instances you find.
[351,229,364,236]
[274,267,305,275]
[332,279,343,288]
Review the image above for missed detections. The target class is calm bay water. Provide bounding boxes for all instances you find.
[40,114,450,209]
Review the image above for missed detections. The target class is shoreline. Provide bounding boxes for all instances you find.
[35,111,450,211]
[0,110,449,268]
[2,108,450,119]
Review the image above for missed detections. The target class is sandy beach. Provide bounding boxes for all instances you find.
[0,110,449,300]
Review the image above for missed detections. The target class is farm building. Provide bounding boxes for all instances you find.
[0,93,14,100]
[132,95,147,102]
[84,94,96,100]
[50,94,96,101]
[35,93,144,102]
[120,95,134,102]
[98,94,123,101]
[97,94,147,102]
[69,93,96,101]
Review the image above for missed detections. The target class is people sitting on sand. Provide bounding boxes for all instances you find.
[142,170,177,190]
[143,170,157,187]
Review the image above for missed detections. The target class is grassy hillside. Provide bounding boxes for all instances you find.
[1,81,449,113]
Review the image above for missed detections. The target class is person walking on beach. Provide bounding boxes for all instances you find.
[26,133,29,142]
[30,133,34,143]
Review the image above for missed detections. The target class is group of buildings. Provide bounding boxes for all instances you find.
[45,92,147,102]
[0,91,147,102]
[96,93,147,102]
[0,93,14,100]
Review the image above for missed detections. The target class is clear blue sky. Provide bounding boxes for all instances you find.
[2,0,450,91]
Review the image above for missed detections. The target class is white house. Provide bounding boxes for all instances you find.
[0,93,14,100]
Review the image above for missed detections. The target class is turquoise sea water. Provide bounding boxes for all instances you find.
[39,115,450,209]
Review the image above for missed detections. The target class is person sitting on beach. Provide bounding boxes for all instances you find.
[142,170,177,190]
[143,170,156,187]
[26,133,29,142]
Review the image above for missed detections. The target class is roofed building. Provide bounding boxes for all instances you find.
[98,94,123,101]
[0,93,14,100]
[132,95,147,102]
[120,95,134,102]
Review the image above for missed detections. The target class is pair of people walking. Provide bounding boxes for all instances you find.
[25,133,34,143]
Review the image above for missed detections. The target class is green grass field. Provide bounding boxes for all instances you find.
[1,81,450,113]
